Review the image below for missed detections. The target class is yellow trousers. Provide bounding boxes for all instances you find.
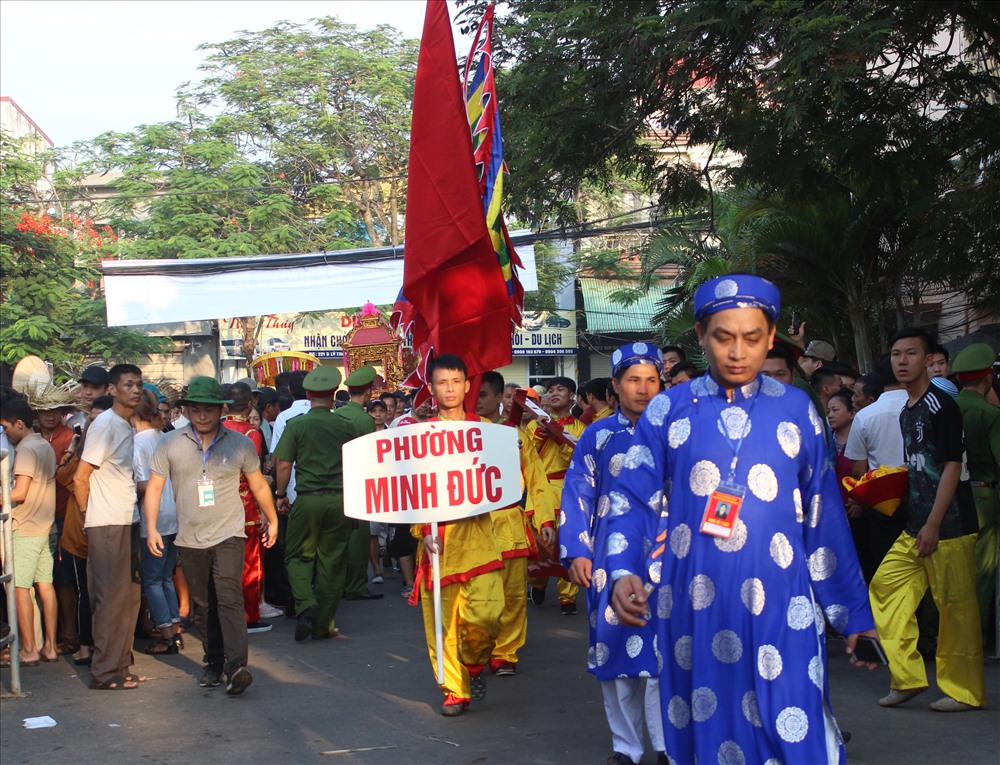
[870,532,986,706]
[420,570,502,701]
[973,486,999,644]
[530,477,579,605]
[492,556,528,665]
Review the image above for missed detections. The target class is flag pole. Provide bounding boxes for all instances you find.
[431,520,444,685]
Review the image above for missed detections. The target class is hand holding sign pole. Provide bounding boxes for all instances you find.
[343,421,521,684]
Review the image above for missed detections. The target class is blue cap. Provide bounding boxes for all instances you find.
[611,342,664,378]
[694,274,781,323]
[930,376,959,398]
[143,383,167,403]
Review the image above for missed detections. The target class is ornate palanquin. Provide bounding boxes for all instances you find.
[249,351,322,387]
[342,303,403,393]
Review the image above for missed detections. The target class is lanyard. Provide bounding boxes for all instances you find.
[192,426,221,479]
[706,387,759,482]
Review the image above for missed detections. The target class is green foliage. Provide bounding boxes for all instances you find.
[76,18,418,257]
[1,132,169,370]
[524,241,573,313]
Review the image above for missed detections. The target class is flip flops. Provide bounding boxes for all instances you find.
[89,674,138,690]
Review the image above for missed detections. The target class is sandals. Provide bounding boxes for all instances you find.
[144,637,179,655]
[90,674,138,690]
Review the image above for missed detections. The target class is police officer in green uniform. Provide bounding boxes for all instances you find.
[273,366,360,641]
[953,342,1000,654]
[335,366,383,601]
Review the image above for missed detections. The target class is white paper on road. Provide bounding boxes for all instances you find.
[22,716,57,729]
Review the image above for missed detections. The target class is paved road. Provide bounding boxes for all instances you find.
[2,573,998,764]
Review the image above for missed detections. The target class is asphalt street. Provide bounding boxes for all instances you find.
[2,572,998,765]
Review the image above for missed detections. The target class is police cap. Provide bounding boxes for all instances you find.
[304,366,343,392]
[344,365,377,389]
[951,343,995,374]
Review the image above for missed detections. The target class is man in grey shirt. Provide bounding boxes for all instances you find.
[145,377,278,696]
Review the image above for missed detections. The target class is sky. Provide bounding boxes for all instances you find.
[0,0,463,149]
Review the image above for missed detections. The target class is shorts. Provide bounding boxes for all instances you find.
[387,524,418,559]
[13,529,56,588]
[52,516,76,586]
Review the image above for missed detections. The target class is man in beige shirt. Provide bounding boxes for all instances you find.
[1,396,58,665]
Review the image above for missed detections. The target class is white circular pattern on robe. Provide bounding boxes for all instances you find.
[825,603,849,633]
[604,605,619,626]
[624,444,655,470]
[808,547,837,580]
[748,463,778,502]
[671,523,692,559]
[740,577,766,615]
[607,532,628,556]
[714,518,748,552]
[691,687,718,722]
[763,760,783,765]
[668,696,691,729]
[559,509,566,526]
[776,421,801,458]
[715,278,739,298]
[761,376,786,397]
[813,601,825,634]
[560,543,568,559]
[589,610,598,629]
[612,349,623,366]
[689,460,721,496]
[596,494,611,518]
[648,490,665,514]
[674,635,693,670]
[787,596,815,630]
[717,406,751,440]
[808,404,823,435]
[634,342,649,355]
[689,574,716,610]
[592,568,608,593]
[792,488,803,523]
[608,452,626,477]
[594,428,613,451]
[808,655,824,689]
[712,629,743,663]
[594,642,609,666]
[808,494,822,528]
[741,690,763,727]
[626,635,643,659]
[769,533,794,569]
[583,454,597,475]
[611,568,632,581]
[587,645,596,669]
[609,492,630,517]
[718,740,746,765]
[657,584,673,619]
[648,560,662,584]
[646,394,671,426]
[654,634,663,672]
[757,644,783,680]
[668,417,691,448]
[776,706,809,743]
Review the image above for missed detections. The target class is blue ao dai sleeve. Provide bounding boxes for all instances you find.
[560,427,598,566]
[799,402,876,636]
[604,393,671,582]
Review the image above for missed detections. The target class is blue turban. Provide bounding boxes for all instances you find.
[693,274,781,323]
[611,342,664,378]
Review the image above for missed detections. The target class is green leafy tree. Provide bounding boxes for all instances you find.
[1,132,169,371]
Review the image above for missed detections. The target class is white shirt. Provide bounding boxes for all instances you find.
[133,428,178,537]
[81,409,138,527]
[844,388,908,470]
[271,399,310,502]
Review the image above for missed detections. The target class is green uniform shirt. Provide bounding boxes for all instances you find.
[272,407,358,492]
[956,389,1000,484]
[335,400,376,437]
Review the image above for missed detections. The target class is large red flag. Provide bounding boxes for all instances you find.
[399,0,514,385]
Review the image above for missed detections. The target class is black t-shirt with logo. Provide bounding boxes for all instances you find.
[900,385,978,540]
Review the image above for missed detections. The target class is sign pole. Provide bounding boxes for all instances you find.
[431,520,444,685]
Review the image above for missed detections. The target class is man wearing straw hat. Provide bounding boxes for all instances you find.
[144,377,278,696]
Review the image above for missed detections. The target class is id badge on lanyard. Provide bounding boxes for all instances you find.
[698,391,757,539]
[198,478,216,508]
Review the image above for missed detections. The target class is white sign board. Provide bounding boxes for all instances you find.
[342,421,521,523]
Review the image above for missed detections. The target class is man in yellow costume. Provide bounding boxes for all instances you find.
[476,371,555,676]
[526,376,586,614]
[411,354,504,716]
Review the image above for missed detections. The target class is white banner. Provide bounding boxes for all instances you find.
[342,421,521,523]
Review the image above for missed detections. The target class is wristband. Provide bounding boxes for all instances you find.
[275,492,287,499]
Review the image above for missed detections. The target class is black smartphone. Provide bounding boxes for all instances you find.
[851,636,888,665]
[790,311,802,336]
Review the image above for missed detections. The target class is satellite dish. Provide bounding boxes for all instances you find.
[12,355,52,392]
